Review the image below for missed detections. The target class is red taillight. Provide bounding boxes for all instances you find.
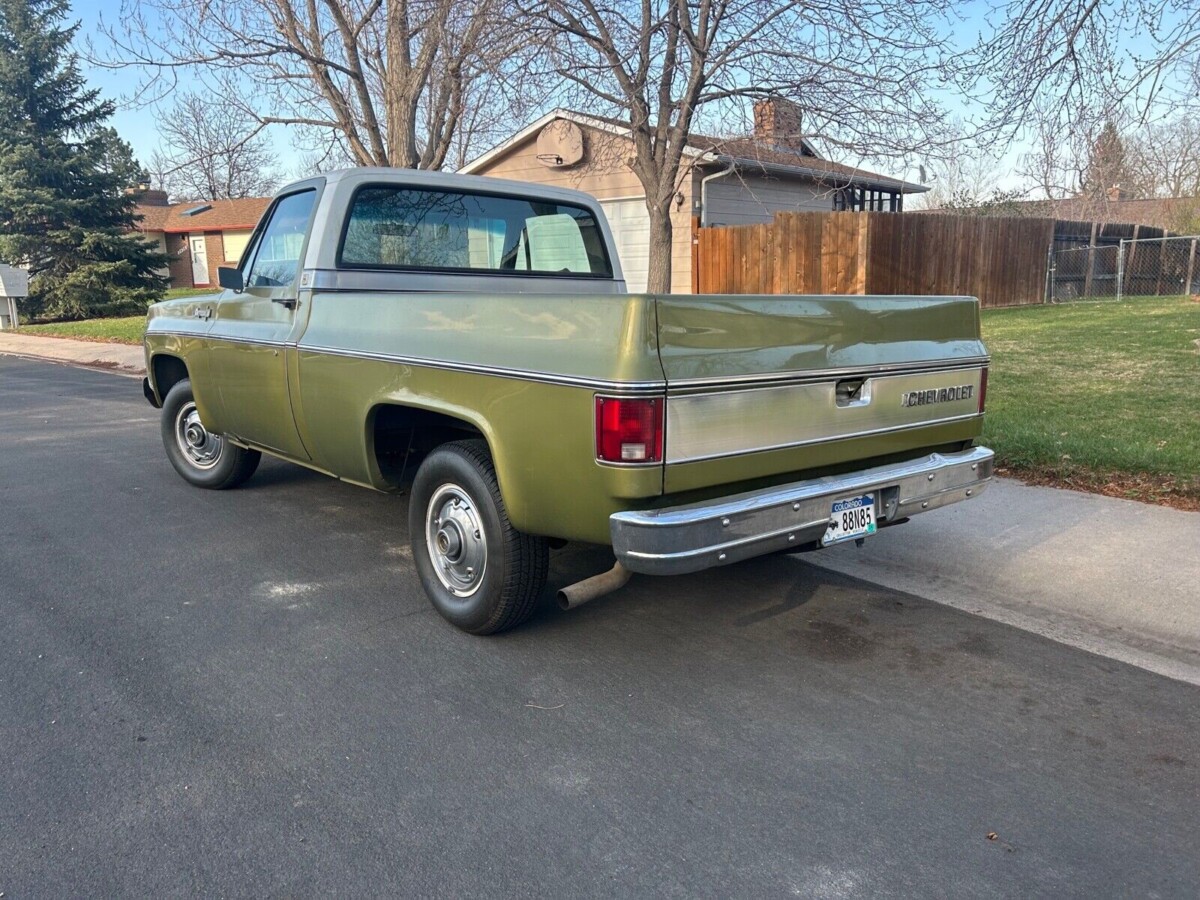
[978,366,989,414]
[595,396,664,463]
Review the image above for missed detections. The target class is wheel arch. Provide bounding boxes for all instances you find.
[150,353,189,402]
[366,400,499,488]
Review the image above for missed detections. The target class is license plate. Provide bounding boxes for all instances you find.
[822,495,877,546]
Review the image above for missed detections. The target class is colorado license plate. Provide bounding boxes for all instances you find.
[822,495,877,546]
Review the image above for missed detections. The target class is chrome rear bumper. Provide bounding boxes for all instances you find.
[611,447,993,576]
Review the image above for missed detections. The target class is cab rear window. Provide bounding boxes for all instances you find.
[337,186,613,278]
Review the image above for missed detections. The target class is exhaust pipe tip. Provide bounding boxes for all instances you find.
[556,562,632,610]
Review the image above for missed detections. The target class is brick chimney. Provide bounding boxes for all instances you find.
[125,185,170,206]
[753,97,808,153]
[1106,184,1130,202]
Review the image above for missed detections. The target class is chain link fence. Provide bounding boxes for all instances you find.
[1050,235,1200,302]
[1117,235,1200,301]
[1049,244,1122,301]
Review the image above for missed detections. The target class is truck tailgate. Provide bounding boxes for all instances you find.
[654,295,988,494]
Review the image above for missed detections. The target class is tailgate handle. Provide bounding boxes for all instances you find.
[835,377,872,408]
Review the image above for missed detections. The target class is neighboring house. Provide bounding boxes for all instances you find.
[459,101,927,292]
[1004,189,1200,233]
[133,191,271,289]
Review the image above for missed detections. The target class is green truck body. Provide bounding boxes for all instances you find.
[144,169,992,633]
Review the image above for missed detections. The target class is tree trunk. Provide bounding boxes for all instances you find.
[645,202,674,293]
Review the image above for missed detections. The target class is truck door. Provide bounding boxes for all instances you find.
[209,187,318,459]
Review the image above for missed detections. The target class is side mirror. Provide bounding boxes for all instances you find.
[218,266,244,292]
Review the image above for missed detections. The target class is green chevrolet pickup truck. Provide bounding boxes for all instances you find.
[143,169,992,634]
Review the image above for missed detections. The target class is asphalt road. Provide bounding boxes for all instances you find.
[2,356,1198,898]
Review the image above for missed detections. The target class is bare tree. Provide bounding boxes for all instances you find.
[980,0,1200,133]
[98,0,535,170]
[523,0,962,292]
[1128,118,1200,199]
[1019,98,1083,200]
[907,124,1006,211]
[150,94,279,200]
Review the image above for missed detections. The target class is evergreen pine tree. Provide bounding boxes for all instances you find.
[1080,121,1133,201]
[0,0,167,320]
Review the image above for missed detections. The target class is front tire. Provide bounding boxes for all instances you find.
[160,378,260,489]
[410,440,548,635]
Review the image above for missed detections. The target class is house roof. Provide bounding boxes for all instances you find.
[685,134,925,192]
[459,108,927,193]
[133,197,272,234]
[1002,195,1200,232]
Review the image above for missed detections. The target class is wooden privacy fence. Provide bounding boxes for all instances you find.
[694,212,1056,308]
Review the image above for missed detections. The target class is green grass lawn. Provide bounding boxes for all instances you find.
[21,315,147,344]
[21,288,213,344]
[981,295,1200,505]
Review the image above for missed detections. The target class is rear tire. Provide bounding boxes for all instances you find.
[160,378,260,490]
[409,439,548,635]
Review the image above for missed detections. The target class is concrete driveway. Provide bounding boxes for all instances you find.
[2,356,1198,897]
[815,479,1200,685]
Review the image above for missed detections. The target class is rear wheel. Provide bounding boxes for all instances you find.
[409,440,548,634]
[160,379,260,489]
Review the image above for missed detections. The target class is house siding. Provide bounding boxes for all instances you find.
[222,230,254,267]
[702,172,833,227]
[468,128,696,294]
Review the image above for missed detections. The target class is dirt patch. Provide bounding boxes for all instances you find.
[996,464,1200,512]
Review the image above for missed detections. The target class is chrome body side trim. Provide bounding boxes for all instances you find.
[147,328,988,402]
[665,367,985,464]
[149,328,666,391]
[295,342,668,393]
[665,356,990,394]
[611,447,994,576]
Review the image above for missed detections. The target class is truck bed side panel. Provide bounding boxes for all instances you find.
[292,291,667,542]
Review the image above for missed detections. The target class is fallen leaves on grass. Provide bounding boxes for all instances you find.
[996,464,1200,512]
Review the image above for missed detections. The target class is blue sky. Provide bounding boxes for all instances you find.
[74,0,304,174]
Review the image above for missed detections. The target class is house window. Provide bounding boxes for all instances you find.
[833,187,902,212]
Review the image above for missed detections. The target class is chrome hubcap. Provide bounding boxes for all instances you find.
[174,401,222,470]
[426,483,487,597]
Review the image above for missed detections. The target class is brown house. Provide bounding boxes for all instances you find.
[460,103,927,292]
[134,191,272,289]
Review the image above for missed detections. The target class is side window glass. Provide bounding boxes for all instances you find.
[244,190,316,288]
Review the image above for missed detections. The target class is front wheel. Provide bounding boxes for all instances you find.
[409,440,548,634]
[160,378,260,489]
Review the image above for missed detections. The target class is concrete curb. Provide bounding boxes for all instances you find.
[0,332,145,376]
[810,478,1200,686]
